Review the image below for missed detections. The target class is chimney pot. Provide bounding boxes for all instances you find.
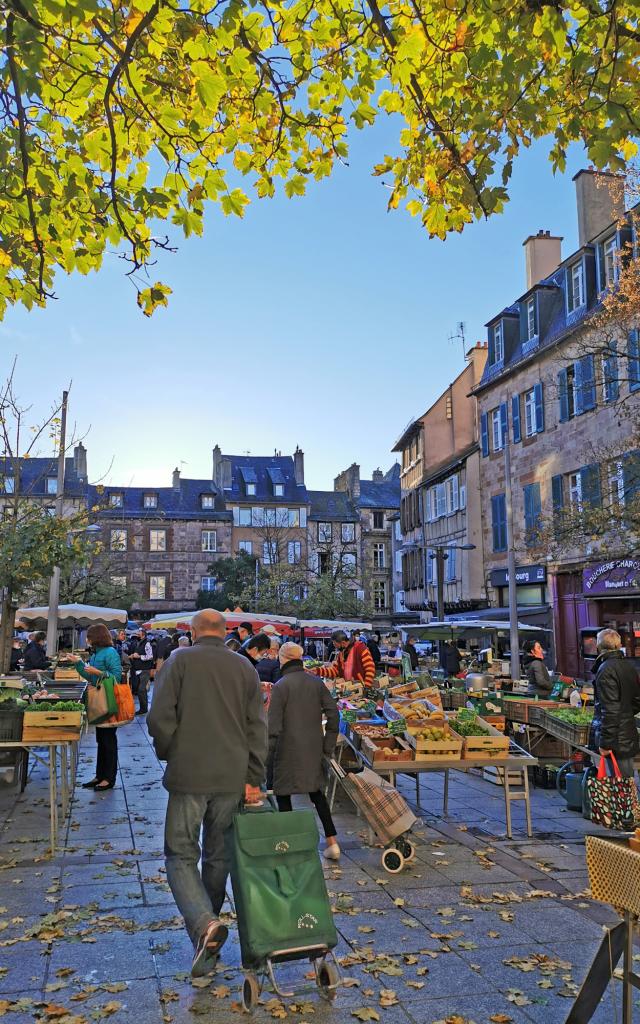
[73,442,88,483]
[293,446,305,486]
[172,467,180,490]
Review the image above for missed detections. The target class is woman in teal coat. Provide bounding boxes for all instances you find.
[74,624,122,791]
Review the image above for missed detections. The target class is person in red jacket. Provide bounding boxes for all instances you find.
[313,629,376,690]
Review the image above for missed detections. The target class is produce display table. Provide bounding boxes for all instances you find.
[0,737,80,853]
[332,735,538,839]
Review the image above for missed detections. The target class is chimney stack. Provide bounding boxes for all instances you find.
[523,229,562,289]
[573,168,624,248]
[73,442,87,483]
[372,468,383,484]
[172,467,180,490]
[293,445,305,486]
[212,445,222,488]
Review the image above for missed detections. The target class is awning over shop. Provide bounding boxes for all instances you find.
[399,619,549,641]
[17,603,127,628]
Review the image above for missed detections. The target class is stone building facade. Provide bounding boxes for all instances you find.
[474,169,640,675]
[392,344,488,619]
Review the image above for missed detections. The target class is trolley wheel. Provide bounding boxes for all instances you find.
[317,959,339,1001]
[382,847,405,874]
[402,839,416,862]
[242,973,260,1012]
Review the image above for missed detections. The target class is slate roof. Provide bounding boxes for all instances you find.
[87,481,231,521]
[0,456,85,497]
[307,490,359,522]
[225,455,308,504]
[358,464,401,510]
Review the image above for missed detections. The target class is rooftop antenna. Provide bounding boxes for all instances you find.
[448,321,467,363]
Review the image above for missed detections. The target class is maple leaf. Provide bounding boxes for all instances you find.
[351,1009,380,1022]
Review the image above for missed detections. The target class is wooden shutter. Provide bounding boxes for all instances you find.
[524,483,541,546]
[533,382,545,432]
[491,494,506,552]
[487,330,495,366]
[558,368,569,422]
[499,402,508,446]
[551,474,564,540]
[623,450,640,500]
[480,412,489,457]
[580,463,602,506]
[511,395,521,443]
[603,355,619,402]
[596,241,605,292]
[579,355,596,411]
[628,330,640,391]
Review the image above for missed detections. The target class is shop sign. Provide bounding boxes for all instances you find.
[583,559,640,594]
[490,564,547,587]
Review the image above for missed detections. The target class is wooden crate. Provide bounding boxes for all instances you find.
[54,667,83,681]
[22,710,82,742]
[407,726,462,762]
[361,735,413,763]
[388,680,419,698]
[450,716,510,760]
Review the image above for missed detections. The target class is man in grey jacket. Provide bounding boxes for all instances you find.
[148,609,266,977]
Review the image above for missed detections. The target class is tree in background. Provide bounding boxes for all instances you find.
[196,550,264,611]
[3,1,640,316]
[0,371,88,671]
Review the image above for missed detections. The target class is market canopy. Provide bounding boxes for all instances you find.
[298,619,372,632]
[399,619,549,641]
[142,610,298,633]
[17,603,128,628]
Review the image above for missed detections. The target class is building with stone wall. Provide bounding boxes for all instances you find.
[474,169,640,676]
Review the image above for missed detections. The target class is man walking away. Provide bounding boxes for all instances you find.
[590,628,640,778]
[148,609,267,977]
[130,629,154,715]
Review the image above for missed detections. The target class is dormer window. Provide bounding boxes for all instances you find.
[46,477,58,495]
[274,483,284,497]
[2,475,15,494]
[526,297,537,340]
[201,494,215,509]
[567,260,585,312]
[246,482,256,496]
[143,492,158,509]
[601,235,619,290]
[491,322,504,364]
[109,492,123,508]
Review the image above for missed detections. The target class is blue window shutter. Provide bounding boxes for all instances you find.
[511,395,521,443]
[499,402,508,446]
[551,474,564,539]
[491,494,507,552]
[524,482,541,546]
[603,355,619,402]
[481,412,489,457]
[558,368,569,422]
[579,355,596,412]
[596,242,605,292]
[580,463,601,506]
[623,451,640,500]
[487,330,495,365]
[628,330,640,391]
[534,382,545,432]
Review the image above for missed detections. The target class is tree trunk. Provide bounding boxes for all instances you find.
[0,590,16,674]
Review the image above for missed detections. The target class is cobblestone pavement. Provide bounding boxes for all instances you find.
[0,720,631,1024]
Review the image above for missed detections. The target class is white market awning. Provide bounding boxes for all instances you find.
[17,603,128,629]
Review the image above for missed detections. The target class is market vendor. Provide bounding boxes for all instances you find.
[22,631,51,672]
[523,639,553,697]
[311,629,376,690]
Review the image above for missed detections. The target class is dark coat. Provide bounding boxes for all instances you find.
[22,641,50,671]
[525,655,553,697]
[267,660,340,795]
[590,650,640,759]
[444,645,462,676]
[367,638,382,665]
[403,643,419,671]
[257,658,281,684]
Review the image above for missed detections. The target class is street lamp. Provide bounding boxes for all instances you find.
[428,543,476,664]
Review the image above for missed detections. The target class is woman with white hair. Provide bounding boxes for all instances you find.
[267,642,341,860]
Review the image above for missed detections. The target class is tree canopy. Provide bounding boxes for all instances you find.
[3,0,640,316]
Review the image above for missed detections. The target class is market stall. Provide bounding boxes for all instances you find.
[143,610,298,634]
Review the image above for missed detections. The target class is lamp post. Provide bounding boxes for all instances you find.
[429,543,476,663]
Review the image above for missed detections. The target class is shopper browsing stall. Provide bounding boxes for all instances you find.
[74,624,122,791]
[312,629,376,690]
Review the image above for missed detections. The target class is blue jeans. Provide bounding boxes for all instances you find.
[164,792,240,945]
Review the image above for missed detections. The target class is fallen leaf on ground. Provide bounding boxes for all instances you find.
[351,1010,380,1022]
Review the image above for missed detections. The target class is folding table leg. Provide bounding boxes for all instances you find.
[523,766,533,838]
[503,767,513,839]
[48,746,58,854]
[60,744,69,819]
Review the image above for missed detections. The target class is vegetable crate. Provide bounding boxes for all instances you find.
[54,667,83,681]
[539,710,592,747]
[0,708,24,742]
[22,710,83,742]
[502,697,557,724]
[450,716,510,760]
[406,726,462,762]
[360,735,413,764]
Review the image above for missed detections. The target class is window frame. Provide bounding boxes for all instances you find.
[491,408,504,452]
[568,260,585,312]
[149,528,167,552]
[263,541,278,565]
[200,576,217,591]
[201,529,217,553]
[46,477,58,495]
[341,522,355,543]
[526,296,536,340]
[201,494,215,510]
[149,574,167,600]
[143,492,158,509]
[373,542,386,570]
[287,540,301,564]
[238,540,253,555]
[109,492,123,508]
[273,483,284,497]
[609,461,625,507]
[110,528,127,552]
[110,575,127,589]
[602,234,619,289]
[524,388,536,438]
[493,322,504,363]
[318,521,332,543]
[2,475,15,494]
[238,507,251,526]
[372,510,384,530]
[246,482,256,496]
[568,471,582,510]
[372,579,387,612]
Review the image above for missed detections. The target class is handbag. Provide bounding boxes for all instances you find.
[112,681,135,725]
[587,753,639,831]
[85,675,118,725]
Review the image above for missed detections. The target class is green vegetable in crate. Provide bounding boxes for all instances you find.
[548,708,593,725]
[450,710,489,737]
[26,700,84,712]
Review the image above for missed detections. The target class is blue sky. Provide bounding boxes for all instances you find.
[1,126,587,491]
